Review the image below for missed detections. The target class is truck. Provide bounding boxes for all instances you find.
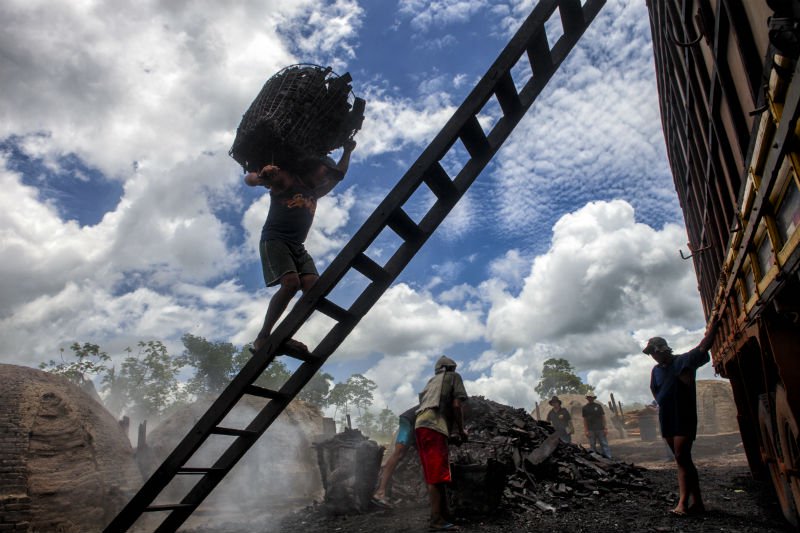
[646,0,800,526]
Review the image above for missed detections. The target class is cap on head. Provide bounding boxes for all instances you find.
[548,395,562,406]
[642,336,671,355]
[586,393,597,399]
[435,355,457,373]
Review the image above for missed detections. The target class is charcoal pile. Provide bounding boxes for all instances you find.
[229,63,365,172]
[389,397,648,516]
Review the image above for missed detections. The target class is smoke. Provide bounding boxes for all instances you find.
[136,397,325,531]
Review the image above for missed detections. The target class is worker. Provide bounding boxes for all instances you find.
[546,396,573,443]
[246,140,356,354]
[644,323,718,516]
[582,394,611,458]
[415,356,468,532]
[372,404,419,507]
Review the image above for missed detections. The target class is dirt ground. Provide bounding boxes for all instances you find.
[263,432,792,533]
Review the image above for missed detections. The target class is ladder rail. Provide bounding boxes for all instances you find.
[104,1,606,530]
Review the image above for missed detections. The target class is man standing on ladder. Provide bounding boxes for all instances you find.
[246,140,356,354]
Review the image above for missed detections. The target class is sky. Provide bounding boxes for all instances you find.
[0,0,721,417]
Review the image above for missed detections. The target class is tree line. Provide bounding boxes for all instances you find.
[39,335,398,442]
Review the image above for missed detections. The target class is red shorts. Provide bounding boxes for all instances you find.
[415,427,451,484]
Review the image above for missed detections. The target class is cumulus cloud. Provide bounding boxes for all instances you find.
[452,199,708,409]
[336,283,485,358]
[398,0,490,32]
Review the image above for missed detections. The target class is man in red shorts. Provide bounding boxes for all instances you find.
[415,355,468,531]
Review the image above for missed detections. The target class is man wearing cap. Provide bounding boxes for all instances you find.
[582,394,611,458]
[246,140,356,353]
[415,356,468,531]
[643,323,718,516]
[546,396,573,443]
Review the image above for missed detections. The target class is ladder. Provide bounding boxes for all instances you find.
[105,1,605,530]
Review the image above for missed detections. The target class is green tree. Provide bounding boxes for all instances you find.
[377,407,397,437]
[179,334,291,395]
[112,341,184,420]
[356,409,378,436]
[346,374,377,415]
[179,334,241,395]
[40,342,110,385]
[534,358,593,398]
[297,371,333,407]
[327,374,377,429]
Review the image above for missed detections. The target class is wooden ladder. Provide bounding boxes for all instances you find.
[104,1,605,530]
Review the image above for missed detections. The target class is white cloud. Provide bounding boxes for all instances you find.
[398,0,490,32]
[334,283,485,358]
[486,200,702,357]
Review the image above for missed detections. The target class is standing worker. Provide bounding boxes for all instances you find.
[644,323,718,516]
[582,393,611,458]
[246,141,356,354]
[372,404,419,507]
[415,356,468,532]
[546,396,573,443]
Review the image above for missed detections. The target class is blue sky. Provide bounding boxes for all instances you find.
[0,0,717,416]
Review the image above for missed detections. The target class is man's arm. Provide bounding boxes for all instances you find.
[696,319,720,352]
[335,139,356,174]
[245,165,281,188]
[314,141,356,197]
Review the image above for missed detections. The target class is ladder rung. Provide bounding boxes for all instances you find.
[495,72,522,116]
[316,298,355,324]
[352,253,391,284]
[459,115,491,158]
[527,30,554,78]
[176,467,224,475]
[211,427,259,438]
[144,504,194,513]
[243,384,287,400]
[559,0,585,34]
[387,208,425,243]
[423,162,457,202]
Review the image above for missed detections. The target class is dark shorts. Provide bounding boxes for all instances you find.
[260,239,318,287]
[415,427,450,484]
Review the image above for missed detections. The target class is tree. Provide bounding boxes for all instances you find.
[327,374,378,429]
[346,374,377,415]
[40,342,110,386]
[179,334,241,395]
[534,358,593,398]
[356,409,378,436]
[110,341,184,420]
[376,407,398,442]
[297,371,333,407]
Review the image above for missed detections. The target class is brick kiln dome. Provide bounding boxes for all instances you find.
[696,379,739,435]
[0,364,142,533]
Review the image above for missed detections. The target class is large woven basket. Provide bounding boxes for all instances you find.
[229,64,365,172]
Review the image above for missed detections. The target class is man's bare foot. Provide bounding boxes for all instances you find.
[282,338,310,354]
[253,335,268,352]
[669,507,689,517]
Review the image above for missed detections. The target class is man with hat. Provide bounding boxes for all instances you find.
[546,395,573,443]
[582,393,611,458]
[415,355,468,531]
[643,323,718,516]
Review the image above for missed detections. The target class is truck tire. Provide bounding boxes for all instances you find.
[758,393,798,527]
[775,385,800,524]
